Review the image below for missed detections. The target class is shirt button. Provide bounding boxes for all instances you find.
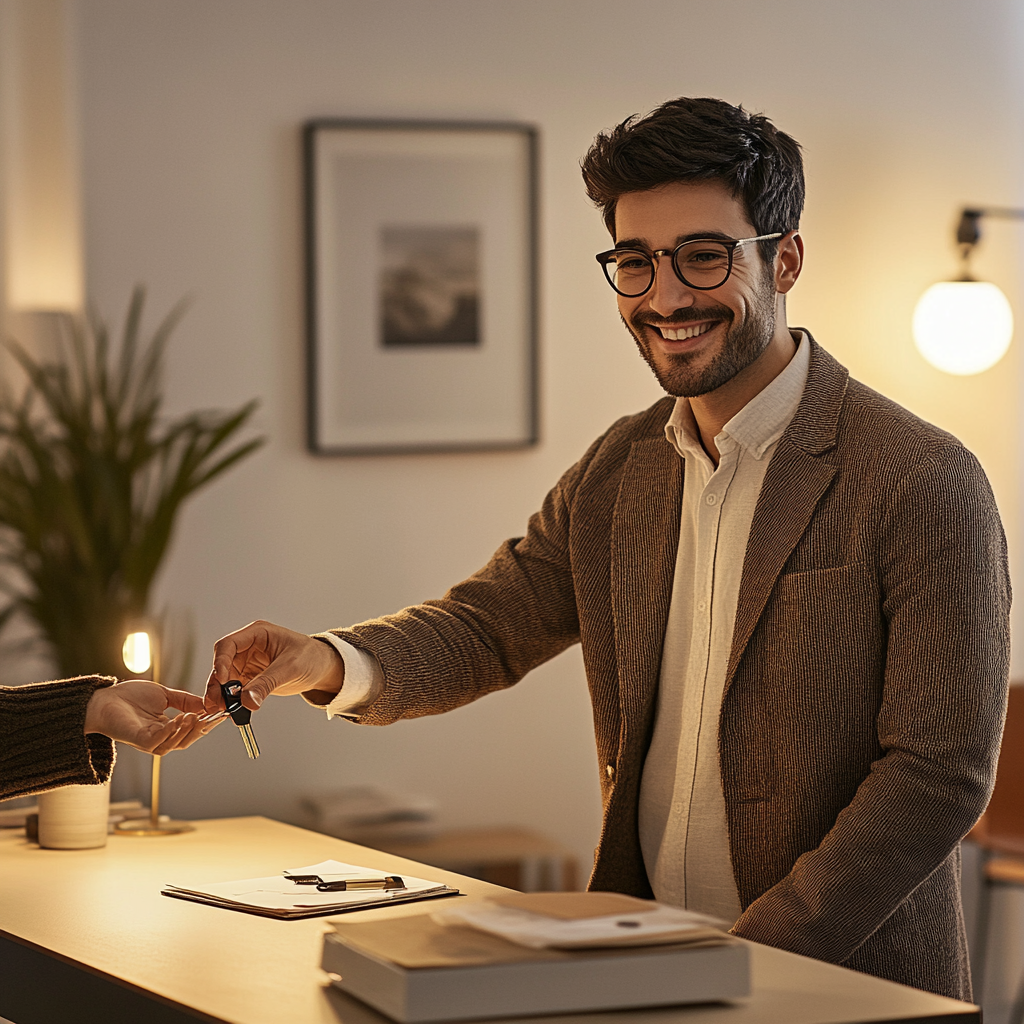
[697,601,707,612]
[605,764,615,779]
[706,493,717,505]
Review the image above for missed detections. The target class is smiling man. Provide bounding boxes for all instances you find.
[206,98,1009,1000]
[603,178,801,460]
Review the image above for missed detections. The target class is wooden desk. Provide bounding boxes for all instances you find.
[0,816,978,1024]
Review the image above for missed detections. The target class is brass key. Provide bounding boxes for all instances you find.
[220,680,260,759]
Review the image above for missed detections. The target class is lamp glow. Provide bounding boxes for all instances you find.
[115,626,194,836]
[912,281,1013,375]
[122,631,152,675]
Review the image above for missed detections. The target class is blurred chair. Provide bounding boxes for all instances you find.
[969,683,1024,1021]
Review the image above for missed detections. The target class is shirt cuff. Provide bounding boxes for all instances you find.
[315,634,384,720]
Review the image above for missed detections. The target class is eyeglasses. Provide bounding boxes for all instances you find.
[595,233,783,297]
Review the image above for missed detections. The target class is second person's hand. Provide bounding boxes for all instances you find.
[84,680,219,754]
[204,619,345,713]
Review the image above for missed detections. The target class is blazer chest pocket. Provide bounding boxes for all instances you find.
[753,562,884,704]
[772,563,875,636]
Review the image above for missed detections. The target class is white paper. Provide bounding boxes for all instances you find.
[164,859,452,915]
[432,900,725,949]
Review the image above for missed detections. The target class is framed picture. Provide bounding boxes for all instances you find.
[304,119,538,455]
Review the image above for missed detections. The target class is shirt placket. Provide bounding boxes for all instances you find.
[681,442,740,904]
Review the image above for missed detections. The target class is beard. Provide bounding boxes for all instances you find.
[623,271,778,398]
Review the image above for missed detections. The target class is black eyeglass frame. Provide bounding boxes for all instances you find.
[595,232,784,297]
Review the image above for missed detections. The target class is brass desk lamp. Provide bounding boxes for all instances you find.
[114,628,195,836]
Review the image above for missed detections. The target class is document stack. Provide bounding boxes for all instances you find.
[321,891,750,1022]
[162,860,458,919]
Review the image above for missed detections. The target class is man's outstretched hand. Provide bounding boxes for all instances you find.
[84,681,216,754]
[204,620,345,713]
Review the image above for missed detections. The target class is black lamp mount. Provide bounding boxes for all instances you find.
[955,206,1024,279]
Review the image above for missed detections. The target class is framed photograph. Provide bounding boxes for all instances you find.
[304,119,538,454]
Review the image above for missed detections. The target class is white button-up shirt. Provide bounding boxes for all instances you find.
[637,333,810,924]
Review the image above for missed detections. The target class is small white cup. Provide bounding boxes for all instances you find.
[37,781,111,849]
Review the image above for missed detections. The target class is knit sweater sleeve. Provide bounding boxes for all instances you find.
[0,677,117,801]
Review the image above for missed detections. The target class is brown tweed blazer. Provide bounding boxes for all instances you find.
[334,339,1010,999]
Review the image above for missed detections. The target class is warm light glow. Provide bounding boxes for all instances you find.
[122,631,152,675]
[2,0,84,311]
[912,281,1013,375]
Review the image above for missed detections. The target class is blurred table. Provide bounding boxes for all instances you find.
[0,816,980,1024]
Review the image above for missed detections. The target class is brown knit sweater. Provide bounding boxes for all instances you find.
[0,677,116,801]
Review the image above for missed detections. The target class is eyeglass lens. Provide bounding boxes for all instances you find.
[604,240,734,296]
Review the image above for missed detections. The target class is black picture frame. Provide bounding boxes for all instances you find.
[304,119,539,455]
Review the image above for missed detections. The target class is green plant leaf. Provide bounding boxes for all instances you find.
[0,290,264,679]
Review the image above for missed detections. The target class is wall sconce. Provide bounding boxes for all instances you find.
[912,207,1022,375]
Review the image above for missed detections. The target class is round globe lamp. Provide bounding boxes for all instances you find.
[122,630,152,675]
[912,280,1013,376]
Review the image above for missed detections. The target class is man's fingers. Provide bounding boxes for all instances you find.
[204,620,338,710]
[243,672,281,710]
[203,621,277,710]
[211,644,238,684]
[204,644,238,711]
[241,645,323,707]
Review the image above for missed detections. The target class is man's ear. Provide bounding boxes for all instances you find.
[774,231,803,295]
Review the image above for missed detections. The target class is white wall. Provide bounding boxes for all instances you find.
[66,0,1024,945]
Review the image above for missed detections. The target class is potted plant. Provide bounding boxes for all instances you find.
[0,288,263,681]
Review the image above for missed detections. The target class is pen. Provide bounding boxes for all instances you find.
[315,875,406,892]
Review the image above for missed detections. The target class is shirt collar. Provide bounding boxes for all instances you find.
[665,331,811,462]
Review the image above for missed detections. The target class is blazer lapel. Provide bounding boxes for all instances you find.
[611,437,682,735]
[725,339,848,691]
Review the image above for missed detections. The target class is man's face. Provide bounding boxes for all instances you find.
[613,180,780,398]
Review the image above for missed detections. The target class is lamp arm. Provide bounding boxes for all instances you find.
[973,206,1024,221]
[956,206,1024,247]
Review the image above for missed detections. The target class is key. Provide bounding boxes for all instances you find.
[220,681,260,759]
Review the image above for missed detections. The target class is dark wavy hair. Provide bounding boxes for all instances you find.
[581,97,804,261]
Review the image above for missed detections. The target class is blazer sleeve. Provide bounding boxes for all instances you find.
[0,677,116,801]
[323,426,621,725]
[731,442,1011,965]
